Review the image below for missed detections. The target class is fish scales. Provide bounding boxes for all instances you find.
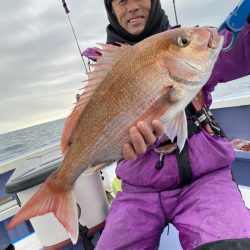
[7,27,224,243]
[55,41,172,182]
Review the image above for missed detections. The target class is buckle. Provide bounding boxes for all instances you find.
[199,108,223,136]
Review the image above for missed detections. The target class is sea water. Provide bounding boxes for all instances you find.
[0,118,65,162]
[0,78,250,162]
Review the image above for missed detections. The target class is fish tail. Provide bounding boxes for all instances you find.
[6,180,79,244]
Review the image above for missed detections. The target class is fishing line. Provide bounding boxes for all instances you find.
[172,0,179,26]
[61,0,88,73]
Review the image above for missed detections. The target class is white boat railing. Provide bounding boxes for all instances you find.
[211,92,250,109]
[0,199,19,222]
[0,143,61,222]
[0,143,60,175]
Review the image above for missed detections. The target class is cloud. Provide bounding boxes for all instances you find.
[0,0,243,133]
[0,0,107,133]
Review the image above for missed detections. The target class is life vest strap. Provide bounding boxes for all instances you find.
[155,91,226,188]
[188,107,226,137]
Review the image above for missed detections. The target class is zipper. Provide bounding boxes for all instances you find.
[155,152,166,170]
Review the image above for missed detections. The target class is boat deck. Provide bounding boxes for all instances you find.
[9,185,250,250]
[1,94,250,249]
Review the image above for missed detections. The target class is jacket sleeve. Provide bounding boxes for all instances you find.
[81,47,102,61]
[203,22,250,106]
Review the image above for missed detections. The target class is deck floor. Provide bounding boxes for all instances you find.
[14,233,43,250]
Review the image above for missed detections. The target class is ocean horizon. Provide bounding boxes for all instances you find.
[0,78,250,163]
[0,118,65,162]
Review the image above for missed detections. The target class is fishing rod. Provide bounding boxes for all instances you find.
[61,0,88,73]
[172,0,179,26]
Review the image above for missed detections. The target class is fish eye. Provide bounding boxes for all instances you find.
[177,35,191,47]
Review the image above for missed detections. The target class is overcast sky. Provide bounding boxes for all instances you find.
[0,0,241,134]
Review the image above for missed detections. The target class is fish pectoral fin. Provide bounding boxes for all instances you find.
[176,111,188,152]
[7,180,79,245]
[165,110,187,152]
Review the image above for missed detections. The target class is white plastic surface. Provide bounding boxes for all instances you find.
[17,171,109,247]
[74,171,109,229]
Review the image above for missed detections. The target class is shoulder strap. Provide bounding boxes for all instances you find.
[190,90,214,135]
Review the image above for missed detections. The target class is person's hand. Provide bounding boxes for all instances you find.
[122,120,164,161]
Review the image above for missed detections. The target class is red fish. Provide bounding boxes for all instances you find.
[7,27,223,243]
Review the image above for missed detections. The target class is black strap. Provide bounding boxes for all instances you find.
[158,109,224,147]
[187,117,202,137]
[185,103,196,117]
[156,140,192,188]
[175,142,193,188]
[0,244,15,250]
[190,108,226,137]
[79,225,95,250]
[156,106,225,188]
[157,140,193,187]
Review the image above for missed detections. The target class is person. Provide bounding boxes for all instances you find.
[83,0,250,249]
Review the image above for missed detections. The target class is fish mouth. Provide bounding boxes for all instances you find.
[208,35,224,60]
[207,29,224,50]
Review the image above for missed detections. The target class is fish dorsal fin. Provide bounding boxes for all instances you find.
[89,43,131,70]
[61,43,131,155]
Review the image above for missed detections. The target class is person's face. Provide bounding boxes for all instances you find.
[111,0,151,35]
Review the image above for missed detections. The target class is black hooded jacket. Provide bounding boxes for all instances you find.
[104,0,170,45]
